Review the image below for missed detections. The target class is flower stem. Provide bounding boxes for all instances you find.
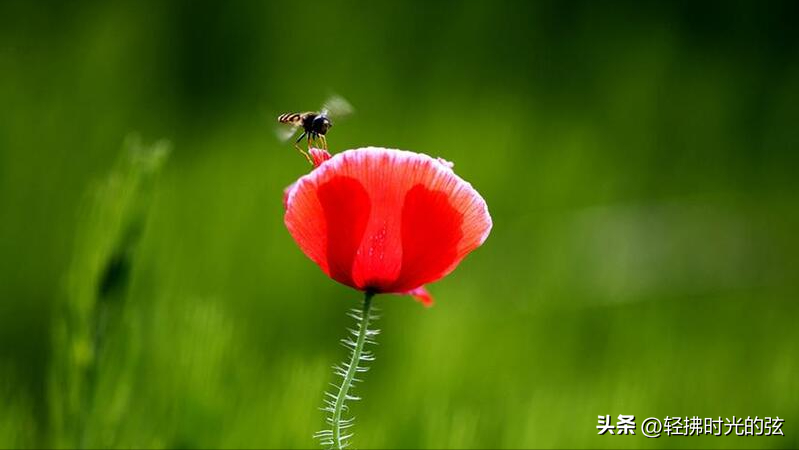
[317,291,377,449]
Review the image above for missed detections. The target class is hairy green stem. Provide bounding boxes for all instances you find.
[332,292,374,449]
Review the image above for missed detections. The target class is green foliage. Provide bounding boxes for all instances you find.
[49,137,170,448]
[0,367,36,448]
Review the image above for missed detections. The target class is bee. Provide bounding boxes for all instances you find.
[277,95,353,164]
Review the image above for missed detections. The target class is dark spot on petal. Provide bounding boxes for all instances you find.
[317,176,371,288]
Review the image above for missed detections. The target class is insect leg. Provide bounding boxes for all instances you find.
[309,132,320,149]
[293,131,313,165]
[319,134,328,150]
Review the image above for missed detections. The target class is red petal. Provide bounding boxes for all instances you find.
[283,149,331,210]
[436,157,454,168]
[284,147,492,294]
[388,184,462,292]
[316,176,370,287]
[282,181,296,210]
[309,147,332,168]
[405,286,434,307]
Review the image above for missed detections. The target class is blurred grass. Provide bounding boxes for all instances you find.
[49,137,169,448]
[1,0,798,448]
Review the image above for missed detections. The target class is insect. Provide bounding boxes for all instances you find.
[277,96,353,164]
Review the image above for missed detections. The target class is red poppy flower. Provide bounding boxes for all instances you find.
[283,147,492,306]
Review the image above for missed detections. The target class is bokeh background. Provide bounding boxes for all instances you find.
[1,0,798,448]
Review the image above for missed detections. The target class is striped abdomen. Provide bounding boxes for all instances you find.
[278,112,306,126]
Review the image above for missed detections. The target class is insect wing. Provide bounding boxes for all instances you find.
[275,123,300,142]
[320,95,354,119]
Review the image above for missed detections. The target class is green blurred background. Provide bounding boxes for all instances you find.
[1,0,798,448]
